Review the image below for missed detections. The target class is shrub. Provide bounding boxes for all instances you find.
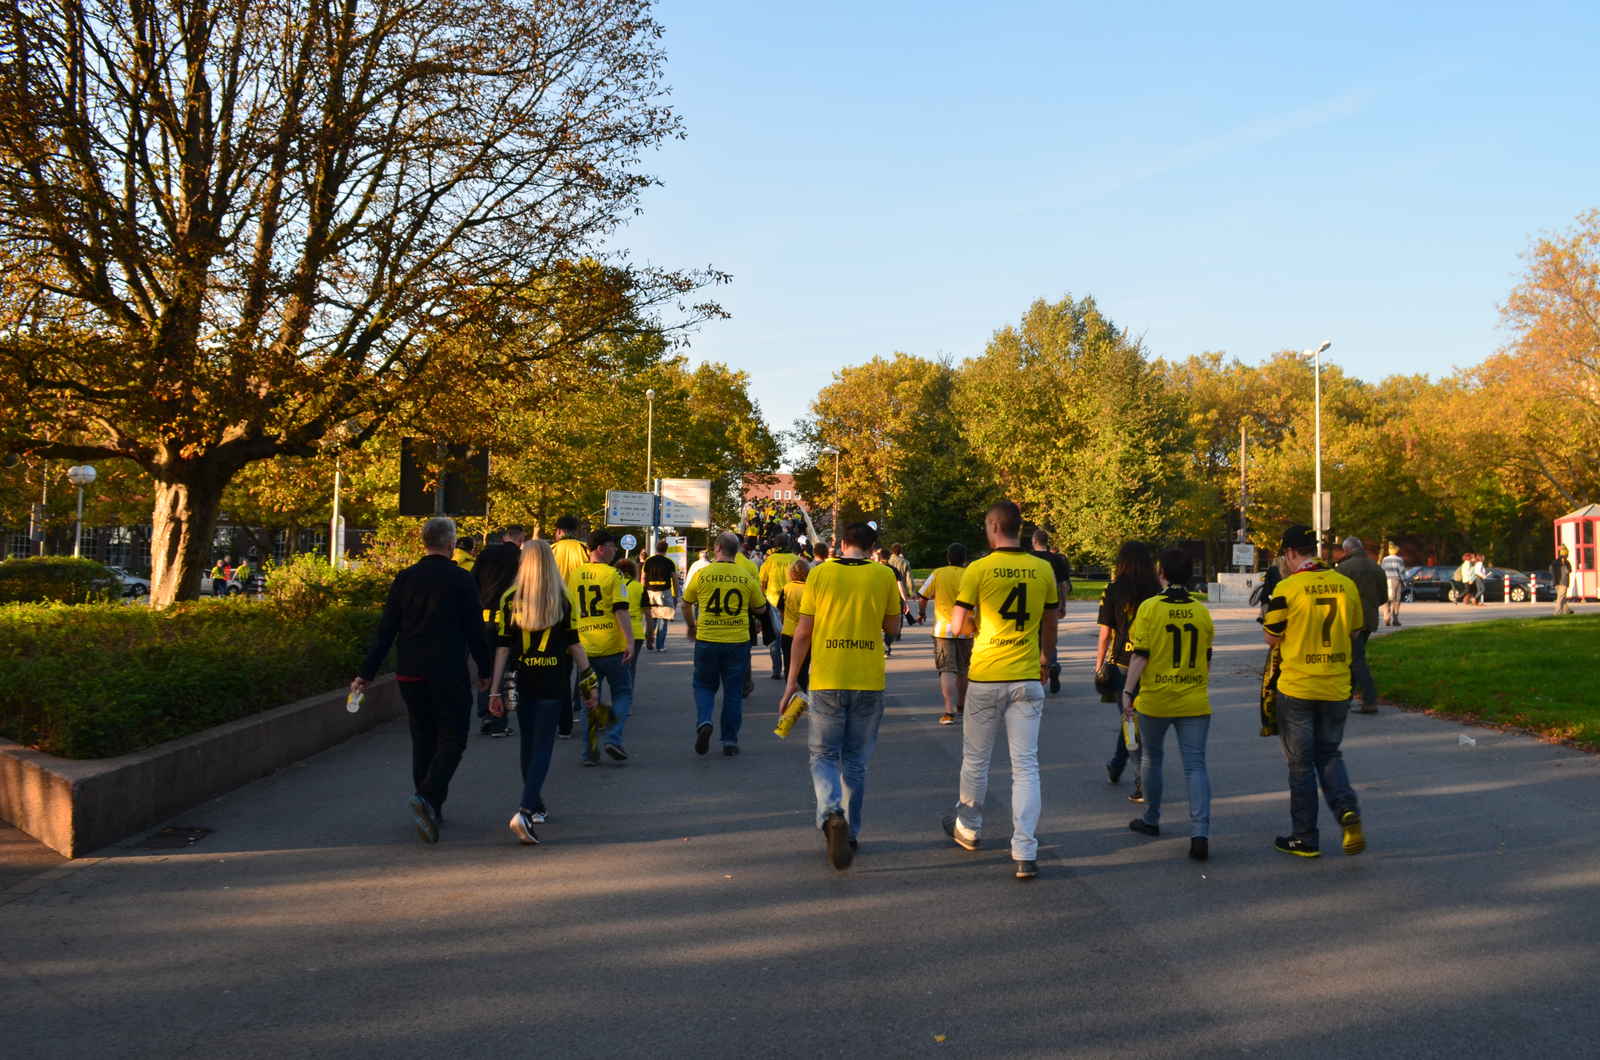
[267,553,394,617]
[0,597,387,758]
[0,556,118,604]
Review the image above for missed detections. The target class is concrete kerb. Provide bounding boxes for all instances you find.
[0,677,402,858]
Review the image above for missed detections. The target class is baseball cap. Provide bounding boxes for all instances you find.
[1281,525,1317,552]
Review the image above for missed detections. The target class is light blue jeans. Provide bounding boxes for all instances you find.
[1137,713,1211,837]
[583,652,633,755]
[954,680,1044,860]
[807,690,886,840]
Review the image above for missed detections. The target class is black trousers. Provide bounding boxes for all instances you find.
[398,678,472,810]
[779,633,810,691]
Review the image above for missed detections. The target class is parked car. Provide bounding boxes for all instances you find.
[1403,564,1552,603]
[105,566,150,598]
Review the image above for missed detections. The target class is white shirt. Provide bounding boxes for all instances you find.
[686,558,711,586]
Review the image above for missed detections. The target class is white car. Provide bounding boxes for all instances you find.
[106,566,150,597]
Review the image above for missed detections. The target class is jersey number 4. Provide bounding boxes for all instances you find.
[998,584,1029,630]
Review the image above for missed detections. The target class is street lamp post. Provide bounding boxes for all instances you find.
[645,388,657,553]
[66,465,96,558]
[1300,339,1333,555]
[820,446,840,545]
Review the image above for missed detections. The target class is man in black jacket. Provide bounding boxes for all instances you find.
[351,516,491,843]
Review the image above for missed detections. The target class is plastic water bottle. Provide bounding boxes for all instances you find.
[346,689,363,714]
[1123,717,1140,753]
[1458,733,1476,748]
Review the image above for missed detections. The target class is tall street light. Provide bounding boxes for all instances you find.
[645,388,657,552]
[820,445,840,544]
[66,464,96,558]
[1299,339,1333,555]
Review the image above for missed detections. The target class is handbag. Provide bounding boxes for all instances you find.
[1093,659,1117,702]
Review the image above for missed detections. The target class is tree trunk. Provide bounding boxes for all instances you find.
[149,473,226,608]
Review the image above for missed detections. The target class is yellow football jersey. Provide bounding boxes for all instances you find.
[551,537,589,582]
[683,561,765,644]
[567,561,628,657]
[760,551,801,607]
[800,558,900,691]
[918,565,970,639]
[781,580,806,637]
[957,548,1059,682]
[1128,588,1214,717]
[621,576,643,640]
[1262,564,1362,701]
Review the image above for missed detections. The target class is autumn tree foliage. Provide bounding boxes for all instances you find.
[0,0,718,604]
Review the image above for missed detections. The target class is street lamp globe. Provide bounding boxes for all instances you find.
[67,465,97,486]
[645,388,655,402]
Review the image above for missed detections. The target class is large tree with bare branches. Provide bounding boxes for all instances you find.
[0,0,717,604]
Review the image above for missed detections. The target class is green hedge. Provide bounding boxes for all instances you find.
[0,598,386,759]
[0,556,118,604]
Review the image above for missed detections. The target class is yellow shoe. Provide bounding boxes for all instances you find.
[1340,810,1366,855]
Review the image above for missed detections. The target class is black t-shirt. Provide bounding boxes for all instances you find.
[1096,577,1161,666]
[1031,549,1072,588]
[643,554,678,594]
[497,595,578,700]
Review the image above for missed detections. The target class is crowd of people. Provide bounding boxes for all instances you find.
[351,506,1374,880]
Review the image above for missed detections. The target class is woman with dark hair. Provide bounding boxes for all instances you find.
[473,538,523,738]
[1095,541,1162,801]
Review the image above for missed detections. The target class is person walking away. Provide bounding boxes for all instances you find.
[1123,550,1215,861]
[1336,536,1384,714]
[1553,545,1574,615]
[486,541,598,844]
[550,515,588,582]
[1471,553,1489,606]
[453,535,477,571]
[351,517,491,843]
[871,546,909,657]
[1095,541,1162,800]
[566,531,635,764]
[1380,545,1407,626]
[472,538,523,737]
[210,557,229,597]
[616,558,646,684]
[1030,529,1073,693]
[779,559,811,690]
[1262,524,1367,859]
[887,545,916,624]
[642,540,681,651]
[760,535,802,679]
[780,522,901,870]
[1452,555,1475,606]
[684,532,769,756]
[686,546,712,587]
[812,541,831,563]
[940,500,1059,881]
[918,543,972,726]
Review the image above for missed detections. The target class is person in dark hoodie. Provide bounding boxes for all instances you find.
[472,530,524,737]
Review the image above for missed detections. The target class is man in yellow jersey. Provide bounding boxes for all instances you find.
[684,532,768,756]
[566,530,635,765]
[452,535,477,571]
[940,500,1057,881]
[917,542,972,726]
[759,533,802,680]
[780,521,901,871]
[1123,549,1215,861]
[1262,524,1367,859]
[550,515,589,583]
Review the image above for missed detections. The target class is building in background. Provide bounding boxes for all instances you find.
[743,472,807,510]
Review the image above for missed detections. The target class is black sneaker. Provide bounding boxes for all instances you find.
[581,751,600,767]
[1014,859,1038,880]
[941,813,979,851]
[742,673,755,697]
[1106,762,1123,785]
[408,794,439,844]
[823,811,853,870]
[770,671,784,680]
[1189,837,1209,861]
[557,731,574,740]
[1340,810,1366,855]
[508,810,541,845]
[1128,818,1159,836]
[479,719,498,736]
[1275,835,1320,858]
[605,744,628,762]
[694,723,712,756]
[723,744,740,757]
[1128,780,1145,804]
[492,724,514,738]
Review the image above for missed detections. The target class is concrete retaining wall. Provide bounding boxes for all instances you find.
[0,677,401,858]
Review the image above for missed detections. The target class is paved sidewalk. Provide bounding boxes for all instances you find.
[3,600,1597,1058]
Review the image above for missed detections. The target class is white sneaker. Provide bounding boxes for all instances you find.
[530,810,548,824]
[509,810,541,845]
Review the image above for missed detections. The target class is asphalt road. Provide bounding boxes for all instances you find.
[3,598,1598,1058]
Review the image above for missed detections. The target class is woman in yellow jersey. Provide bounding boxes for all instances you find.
[1122,549,1214,862]
[779,558,811,690]
[616,558,646,683]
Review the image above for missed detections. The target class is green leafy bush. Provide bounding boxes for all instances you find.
[267,554,393,617]
[0,598,386,758]
[0,556,118,604]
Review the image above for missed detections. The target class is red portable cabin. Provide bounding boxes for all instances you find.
[1554,504,1600,600]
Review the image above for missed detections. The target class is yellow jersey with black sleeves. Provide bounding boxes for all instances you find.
[917,565,969,639]
[760,551,801,608]
[1262,563,1361,701]
[957,547,1059,682]
[1128,587,1214,717]
[800,557,900,691]
[683,561,765,644]
[566,561,628,657]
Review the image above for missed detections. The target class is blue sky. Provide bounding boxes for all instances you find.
[614,1,1600,459]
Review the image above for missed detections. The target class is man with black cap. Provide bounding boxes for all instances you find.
[1260,524,1367,859]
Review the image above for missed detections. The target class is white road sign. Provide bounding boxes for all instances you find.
[659,478,712,529]
[1231,544,1256,567]
[606,490,656,527]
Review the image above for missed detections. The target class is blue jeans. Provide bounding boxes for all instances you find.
[1138,713,1211,837]
[693,640,750,746]
[649,616,669,651]
[807,689,886,839]
[1350,629,1376,706]
[584,652,633,754]
[515,691,563,813]
[1277,694,1359,843]
[1105,665,1142,777]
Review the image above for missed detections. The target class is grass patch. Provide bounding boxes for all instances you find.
[1367,614,1600,750]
